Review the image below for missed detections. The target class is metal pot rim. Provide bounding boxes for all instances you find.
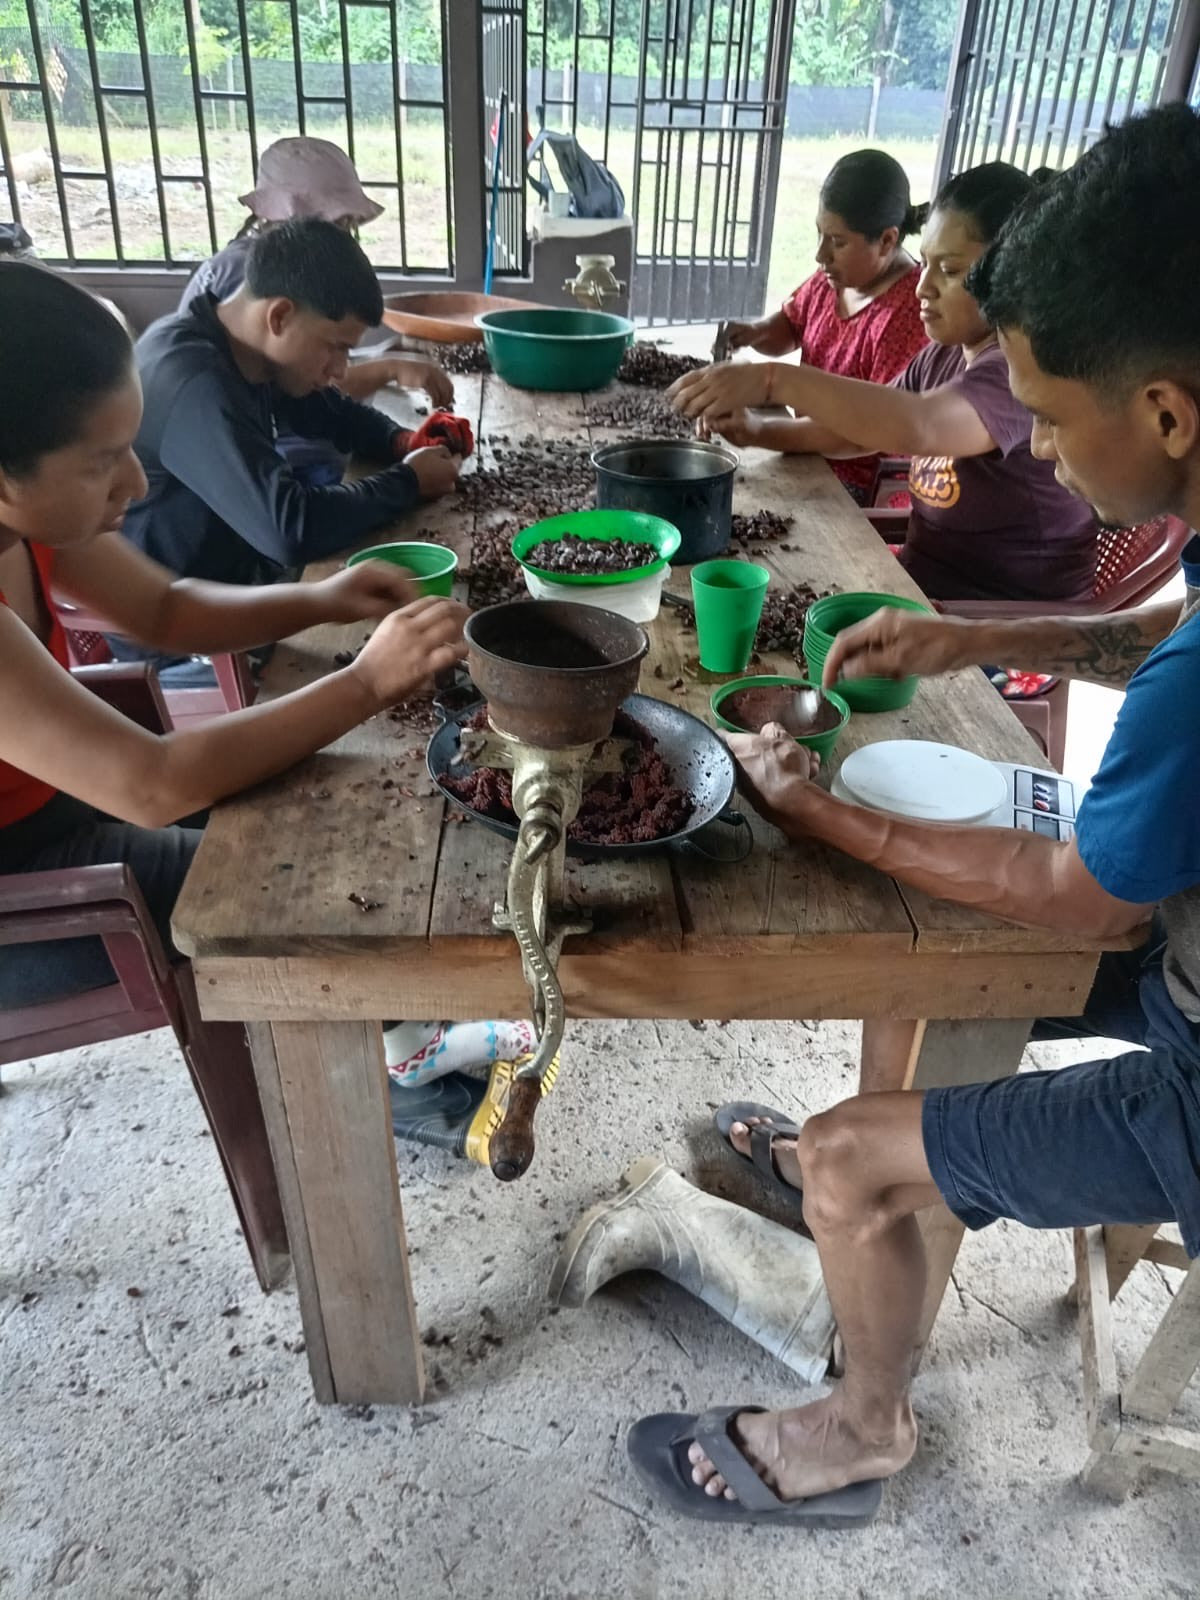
[591,438,740,482]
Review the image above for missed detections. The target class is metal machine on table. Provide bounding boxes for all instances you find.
[455,602,647,1182]
[429,600,748,1184]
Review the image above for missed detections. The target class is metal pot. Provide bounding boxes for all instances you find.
[592,439,739,564]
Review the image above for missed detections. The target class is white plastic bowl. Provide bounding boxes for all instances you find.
[521,563,669,623]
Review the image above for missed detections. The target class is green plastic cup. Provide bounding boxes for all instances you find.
[345,540,458,597]
[803,590,933,713]
[690,559,770,674]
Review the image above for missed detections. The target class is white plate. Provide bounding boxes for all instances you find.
[837,740,1008,824]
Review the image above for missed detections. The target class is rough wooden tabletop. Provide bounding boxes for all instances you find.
[174,372,1111,1021]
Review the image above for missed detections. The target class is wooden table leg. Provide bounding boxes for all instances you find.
[904,1017,1032,1370]
[246,1019,425,1405]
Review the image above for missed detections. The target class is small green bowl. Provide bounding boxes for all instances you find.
[710,675,851,763]
[512,509,681,586]
[346,540,458,596]
[804,590,933,712]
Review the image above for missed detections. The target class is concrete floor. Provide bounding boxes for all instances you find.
[4,1016,1200,1600]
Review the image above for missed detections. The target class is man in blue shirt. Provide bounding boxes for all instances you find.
[114,217,459,677]
[627,104,1200,1522]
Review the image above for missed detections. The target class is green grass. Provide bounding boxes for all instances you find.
[7,111,936,316]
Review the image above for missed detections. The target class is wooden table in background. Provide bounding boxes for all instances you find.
[173,373,1113,1405]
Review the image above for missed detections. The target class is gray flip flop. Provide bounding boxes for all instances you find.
[627,1406,883,1527]
[714,1100,805,1210]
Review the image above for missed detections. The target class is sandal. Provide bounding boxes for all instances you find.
[714,1100,806,1210]
[627,1405,882,1526]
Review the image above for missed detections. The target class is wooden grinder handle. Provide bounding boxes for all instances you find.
[490,1076,542,1182]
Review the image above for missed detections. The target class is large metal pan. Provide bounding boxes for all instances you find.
[426,690,751,862]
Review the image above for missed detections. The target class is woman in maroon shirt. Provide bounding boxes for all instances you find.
[673,163,1099,605]
[720,150,928,503]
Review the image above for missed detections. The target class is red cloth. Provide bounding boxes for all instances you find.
[0,543,70,827]
[405,411,475,459]
[780,267,927,497]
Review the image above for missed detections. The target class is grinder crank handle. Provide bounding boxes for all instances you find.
[489,1076,542,1182]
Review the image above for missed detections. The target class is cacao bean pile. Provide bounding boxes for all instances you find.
[523,533,660,574]
[456,436,596,523]
[464,518,526,608]
[754,586,829,657]
[617,342,707,387]
[437,341,492,375]
[731,509,796,549]
[584,386,694,439]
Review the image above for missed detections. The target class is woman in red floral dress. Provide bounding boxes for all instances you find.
[720,149,928,503]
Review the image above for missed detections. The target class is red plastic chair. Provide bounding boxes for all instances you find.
[940,516,1193,769]
[55,594,255,727]
[0,663,287,1292]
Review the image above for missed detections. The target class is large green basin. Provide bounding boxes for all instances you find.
[475,308,634,391]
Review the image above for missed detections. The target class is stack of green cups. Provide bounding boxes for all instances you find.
[346,540,458,596]
[690,559,770,673]
[804,591,934,711]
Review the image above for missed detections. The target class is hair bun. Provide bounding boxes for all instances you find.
[1029,166,1057,186]
[906,200,931,233]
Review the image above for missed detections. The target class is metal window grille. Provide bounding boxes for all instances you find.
[937,0,1190,183]
[0,0,453,272]
[481,0,526,273]
[487,0,797,321]
[631,0,798,323]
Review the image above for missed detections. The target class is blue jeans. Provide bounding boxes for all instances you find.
[922,934,1200,1256]
[0,793,203,1007]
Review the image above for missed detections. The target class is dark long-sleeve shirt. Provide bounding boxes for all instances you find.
[123,292,420,589]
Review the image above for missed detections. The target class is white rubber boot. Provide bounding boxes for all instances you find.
[550,1155,835,1384]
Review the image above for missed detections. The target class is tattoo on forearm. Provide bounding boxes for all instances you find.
[1056,619,1162,685]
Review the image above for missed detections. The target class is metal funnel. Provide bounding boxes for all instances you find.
[464,600,648,748]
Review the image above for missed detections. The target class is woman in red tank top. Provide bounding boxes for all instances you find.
[718,150,928,501]
[0,261,539,1163]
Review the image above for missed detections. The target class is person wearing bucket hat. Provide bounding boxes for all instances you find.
[627,107,1200,1526]
[111,218,464,685]
[181,137,454,426]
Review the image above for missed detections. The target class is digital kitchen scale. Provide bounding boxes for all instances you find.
[830,740,1081,841]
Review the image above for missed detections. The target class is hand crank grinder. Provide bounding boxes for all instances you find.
[461,601,648,1182]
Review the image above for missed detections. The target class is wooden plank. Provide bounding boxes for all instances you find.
[1076,1225,1123,1450]
[906,1017,1032,1367]
[1104,1222,1164,1302]
[245,1022,333,1403]
[188,946,1098,1023]
[270,1019,425,1405]
[1121,1257,1200,1425]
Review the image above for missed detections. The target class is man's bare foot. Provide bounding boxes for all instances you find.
[687,1394,917,1501]
[728,1116,804,1192]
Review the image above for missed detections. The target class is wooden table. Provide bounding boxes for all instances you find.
[173,373,1112,1405]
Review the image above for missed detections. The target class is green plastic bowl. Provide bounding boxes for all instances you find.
[803,590,933,713]
[345,540,458,596]
[710,675,851,763]
[511,509,681,586]
[475,308,634,392]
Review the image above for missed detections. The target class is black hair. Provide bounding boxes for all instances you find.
[931,160,1045,246]
[0,260,133,477]
[971,104,1200,397]
[243,216,382,325]
[819,149,921,240]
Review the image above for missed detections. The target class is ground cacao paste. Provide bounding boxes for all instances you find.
[440,709,693,846]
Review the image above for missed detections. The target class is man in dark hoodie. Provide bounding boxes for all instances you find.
[115,216,459,677]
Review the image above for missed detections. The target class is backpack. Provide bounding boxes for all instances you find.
[526,129,625,220]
